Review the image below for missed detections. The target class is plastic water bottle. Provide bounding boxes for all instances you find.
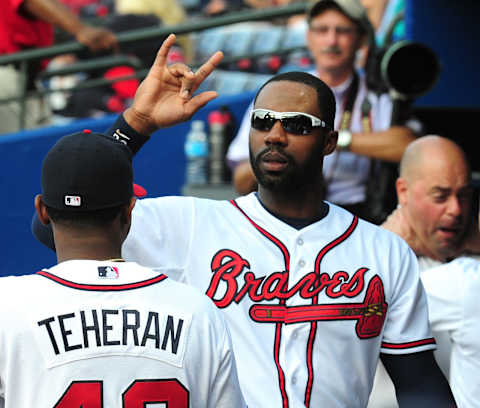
[184,120,209,185]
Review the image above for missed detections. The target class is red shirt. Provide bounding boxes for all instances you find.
[0,0,54,55]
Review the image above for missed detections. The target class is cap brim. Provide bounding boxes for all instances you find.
[133,183,147,198]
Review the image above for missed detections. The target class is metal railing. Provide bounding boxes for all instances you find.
[0,2,308,130]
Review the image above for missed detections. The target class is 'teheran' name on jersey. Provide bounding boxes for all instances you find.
[35,308,190,368]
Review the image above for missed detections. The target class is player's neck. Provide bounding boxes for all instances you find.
[257,186,325,220]
[53,229,124,264]
[56,244,123,264]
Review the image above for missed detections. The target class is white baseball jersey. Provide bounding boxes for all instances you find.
[421,257,480,408]
[122,193,436,407]
[226,71,397,205]
[0,260,245,408]
[367,253,480,408]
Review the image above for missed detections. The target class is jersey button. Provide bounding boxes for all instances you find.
[293,332,298,339]
[297,238,304,245]
[299,260,305,268]
[292,376,297,384]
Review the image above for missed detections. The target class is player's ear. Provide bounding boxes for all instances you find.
[127,196,136,218]
[395,178,408,207]
[323,130,338,156]
[121,197,137,239]
[123,196,136,225]
[34,194,50,225]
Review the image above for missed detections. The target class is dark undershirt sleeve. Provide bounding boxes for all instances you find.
[380,351,457,407]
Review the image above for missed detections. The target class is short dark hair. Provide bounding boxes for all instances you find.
[254,71,336,130]
[45,204,126,229]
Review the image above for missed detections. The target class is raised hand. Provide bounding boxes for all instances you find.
[124,33,224,135]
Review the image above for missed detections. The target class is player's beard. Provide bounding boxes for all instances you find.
[249,143,324,194]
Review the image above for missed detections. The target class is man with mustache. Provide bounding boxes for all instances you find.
[226,0,418,223]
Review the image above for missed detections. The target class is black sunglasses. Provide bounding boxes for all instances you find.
[251,109,330,135]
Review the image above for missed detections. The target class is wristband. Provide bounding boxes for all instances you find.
[105,114,150,156]
[337,130,352,151]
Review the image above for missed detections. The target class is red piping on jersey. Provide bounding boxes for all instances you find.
[36,270,168,291]
[382,338,436,349]
[230,199,290,408]
[305,215,358,407]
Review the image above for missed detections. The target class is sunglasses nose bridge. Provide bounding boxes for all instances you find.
[264,119,288,144]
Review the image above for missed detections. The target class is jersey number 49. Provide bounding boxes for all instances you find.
[54,379,189,407]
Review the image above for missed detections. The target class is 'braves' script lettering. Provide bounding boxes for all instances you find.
[207,249,369,308]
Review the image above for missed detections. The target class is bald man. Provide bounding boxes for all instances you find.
[382,135,474,270]
[368,135,477,408]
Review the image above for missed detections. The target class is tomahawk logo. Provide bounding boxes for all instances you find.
[206,249,387,339]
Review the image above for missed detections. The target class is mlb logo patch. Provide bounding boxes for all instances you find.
[98,266,119,279]
[65,195,81,207]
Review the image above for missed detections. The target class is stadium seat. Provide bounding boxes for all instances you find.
[250,26,286,74]
[194,27,231,63]
[213,70,251,95]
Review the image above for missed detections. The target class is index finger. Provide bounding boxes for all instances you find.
[150,33,177,72]
[193,51,224,87]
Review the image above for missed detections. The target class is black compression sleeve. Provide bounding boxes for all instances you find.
[105,114,150,156]
[380,351,457,407]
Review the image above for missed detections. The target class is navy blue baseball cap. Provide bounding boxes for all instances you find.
[41,130,145,211]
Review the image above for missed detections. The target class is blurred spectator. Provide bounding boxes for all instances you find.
[202,0,246,16]
[360,0,388,31]
[47,58,140,119]
[46,12,176,119]
[0,0,118,134]
[115,0,194,62]
[201,0,301,16]
[226,0,418,223]
[59,0,115,18]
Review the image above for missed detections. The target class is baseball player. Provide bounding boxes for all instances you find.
[226,0,419,224]
[33,34,456,406]
[421,257,480,408]
[0,130,245,407]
